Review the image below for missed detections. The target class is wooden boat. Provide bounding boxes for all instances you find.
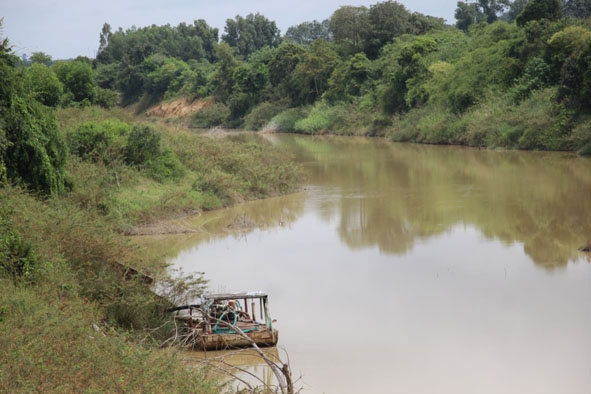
[169,292,279,351]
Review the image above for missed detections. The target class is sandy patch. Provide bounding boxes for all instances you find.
[146,97,211,118]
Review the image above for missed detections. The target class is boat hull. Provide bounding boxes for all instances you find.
[195,328,279,351]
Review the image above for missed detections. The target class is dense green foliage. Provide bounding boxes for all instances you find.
[516,0,563,26]
[0,35,67,196]
[221,13,281,58]
[456,0,511,30]
[38,0,586,154]
[285,19,330,45]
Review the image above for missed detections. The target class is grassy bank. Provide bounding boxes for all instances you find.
[0,185,220,393]
[58,106,302,230]
[254,87,591,154]
[0,106,302,392]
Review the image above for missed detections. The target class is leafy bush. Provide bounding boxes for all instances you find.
[68,119,130,164]
[52,60,97,105]
[228,91,252,120]
[510,57,552,103]
[124,124,186,182]
[294,102,339,133]
[144,55,191,98]
[570,116,591,155]
[458,88,558,149]
[25,63,63,107]
[268,107,307,131]
[179,60,213,98]
[95,87,120,109]
[328,103,377,136]
[192,169,235,206]
[390,105,454,143]
[145,149,185,182]
[125,124,162,166]
[243,101,286,130]
[191,103,230,128]
[2,96,68,196]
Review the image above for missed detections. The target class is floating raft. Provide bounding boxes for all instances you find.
[170,292,279,351]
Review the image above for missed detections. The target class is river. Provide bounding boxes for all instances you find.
[137,135,591,393]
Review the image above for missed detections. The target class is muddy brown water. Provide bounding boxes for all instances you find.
[136,135,591,393]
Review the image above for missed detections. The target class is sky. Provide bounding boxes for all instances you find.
[1,0,458,60]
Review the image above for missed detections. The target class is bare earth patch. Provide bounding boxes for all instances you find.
[146,97,211,118]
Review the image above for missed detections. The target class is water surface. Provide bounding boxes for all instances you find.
[137,136,591,393]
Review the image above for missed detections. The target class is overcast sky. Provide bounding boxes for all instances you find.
[1,0,458,60]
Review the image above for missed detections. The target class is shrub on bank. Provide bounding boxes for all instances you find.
[67,119,129,164]
[386,105,460,144]
[191,102,230,128]
[293,102,340,134]
[181,133,302,205]
[269,107,307,131]
[571,116,591,155]
[382,88,581,150]
[243,101,286,131]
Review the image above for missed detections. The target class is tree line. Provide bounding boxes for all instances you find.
[3,0,591,196]
[88,0,591,145]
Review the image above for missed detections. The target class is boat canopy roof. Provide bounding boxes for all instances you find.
[203,292,268,301]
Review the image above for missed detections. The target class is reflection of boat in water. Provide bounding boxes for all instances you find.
[168,292,278,351]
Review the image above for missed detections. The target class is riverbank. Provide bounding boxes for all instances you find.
[0,106,302,392]
[246,87,591,155]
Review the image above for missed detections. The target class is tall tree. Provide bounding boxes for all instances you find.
[501,0,530,22]
[222,13,281,58]
[98,23,112,59]
[408,12,447,35]
[285,20,330,46]
[208,43,240,103]
[228,47,275,119]
[478,0,511,23]
[292,41,340,104]
[29,52,52,66]
[563,0,591,18]
[365,1,412,59]
[516,0,563,26]
[0,22,67,195]
[329,6,371,55]
[324,52,371,103]
[96,20,218,65]
[52,60,97,104]
[455,0,510,30]
[268,42,305,104]
[455,2,481,31]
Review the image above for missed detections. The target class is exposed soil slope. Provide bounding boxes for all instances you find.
[146,97,211,118]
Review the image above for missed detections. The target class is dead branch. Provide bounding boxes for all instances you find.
[217,358,267,388]
[206,361,255,392]
[212,318,293,394]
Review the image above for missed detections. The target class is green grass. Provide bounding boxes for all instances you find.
[0,186,221,393]
[0,105,304,392]
[0,280,219,393]
[60,108,302,228]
